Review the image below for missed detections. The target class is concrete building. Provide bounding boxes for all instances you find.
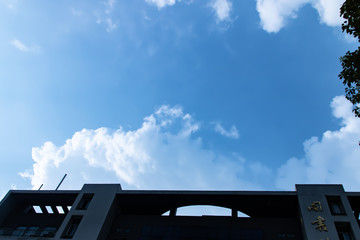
[0,184,359,240]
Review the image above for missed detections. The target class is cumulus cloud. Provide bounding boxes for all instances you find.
[144,0,231,22]
[10,39,40,53]
[276,96,360,191]
[145,0,177,9]
[214,122,239,139]
[313,0,344,26]
[20,105,266,191]
[21,98,360,192]
[210,0,232,22]
[256,0,344,33]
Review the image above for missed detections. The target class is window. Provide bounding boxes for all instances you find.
[40,227,57,237]
[61,215,83,239]
[57,206,65,214]
[327,196,345,215]
[33,205,43,214]
[24,226,39,236]
[336,222,354,240]
[76,194,94,210]
[12,226,26,236]
[46,206,54,214]
[277,233,295,238]
[0,228,13,236]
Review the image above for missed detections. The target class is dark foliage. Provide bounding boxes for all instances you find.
[339,0,360,117]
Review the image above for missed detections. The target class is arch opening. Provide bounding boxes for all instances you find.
[177,205,231,216]
[162,205,231,217]
[161,205,251,217]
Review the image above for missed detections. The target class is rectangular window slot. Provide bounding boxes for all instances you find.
[57,206,65,214]
[24,226,39,237]
[336,222,354,240]
[24,205,32,213]
[33,206,43,214]
[61,215,83,239]
[45,206,54,214]
[76,194,94,210]
[327,196,346,215]
[12,226,26,236]
[40,227,57,237]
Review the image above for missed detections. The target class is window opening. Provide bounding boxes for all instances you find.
[57,206,65,214]
[277,233,295,238]
[0,228,14,236]
[237,211,250,218]
[162,211,170,216]
[176,205,231,216]
[46,206,54,214]
[24,226,39,237]
[327,196,345,215]
[336,222,354,240]
[41,227,57,237]
[12,226,26,236]
[24,205,33,213]
[76,194,94,210]
[33,206,43,214]
[61,215,83,239]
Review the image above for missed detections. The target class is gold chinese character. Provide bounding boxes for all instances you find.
[312,216,328,232]
[308,201,322,212]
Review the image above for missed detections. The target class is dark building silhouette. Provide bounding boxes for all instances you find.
[0,184,359,239]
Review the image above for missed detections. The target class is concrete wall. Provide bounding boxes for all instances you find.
[297,184,360,240]
[54,184,121,240]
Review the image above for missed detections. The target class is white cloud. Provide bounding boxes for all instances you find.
[105,0,115,14]
[21,97,360,192]
[107,0,115,9]
[210,0,232,22]
[256,0,345,33]
[11,39,28,52]
[94,0,117,32]
[276,96,360,191]
[105,18,117,32]
[20,105,265,191]
[10,39,40,53]
[144,0,232,23]
[313,0,344,27]
[214,122,239,139]
[145,0,177,9]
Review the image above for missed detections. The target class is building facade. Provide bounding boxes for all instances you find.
[0,184,359,240]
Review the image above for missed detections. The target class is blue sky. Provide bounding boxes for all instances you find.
[1,0,360,196]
